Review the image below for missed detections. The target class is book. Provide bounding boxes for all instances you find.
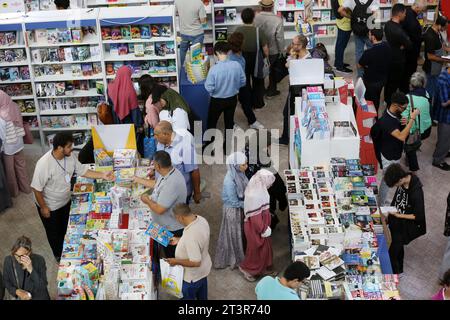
[160,24,171,37]
[134,44,144,57]
[73,183,94,194]
[215,28,227,42]
[144,43,155,56]
[35,29,48,43]
[19,67,30,80]
[77,46,90,61]
[111,27,122,40]
[151,25,161,37]
[131,26,141,39]
[47,29,58,44]
[282,11,295,23]
[101,27,111,40]
[144,221,173,247]
[140,25,151,39]
[118,44,129,55]
[55,82,65,96]
[214,9,225,23]
[71,28,83,43]
[225,8,237,23]
[81,63,93,76]
[121,26,132,40]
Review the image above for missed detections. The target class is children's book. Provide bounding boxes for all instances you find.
[144,221,173,247]
[121,26,132,40]
[140,25,151,39]
[131,26,141,39]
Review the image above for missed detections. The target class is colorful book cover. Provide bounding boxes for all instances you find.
[101,27,111,40]
[131,26,141,39]
[144,221,173,247]
[111,27,122,41]
[120,26,132,40]
[118,44,129,55]
[140,25,151,39]
[151,25,161,37]
[134,44,144,57]
[47,29,58,44]
[160,24,171,37]
[73,183,94,194]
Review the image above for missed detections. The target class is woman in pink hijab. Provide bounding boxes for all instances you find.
[239,169,276,282]
[107,66,143,154]
[0,90,31,197]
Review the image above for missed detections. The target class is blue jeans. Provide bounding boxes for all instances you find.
[180,33,204,67]
[334,28,352,69]
[426,73,439,118]
[354,35,372,78]
[182,277,208,300]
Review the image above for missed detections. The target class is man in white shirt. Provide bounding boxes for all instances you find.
[165,203,211,300]
[339,0,380,77]
[31,132,114,261]
[175,0,207,67]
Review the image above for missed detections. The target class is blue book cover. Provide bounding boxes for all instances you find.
[144,221,173,247]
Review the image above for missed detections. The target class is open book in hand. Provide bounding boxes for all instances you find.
[379,207,399,218]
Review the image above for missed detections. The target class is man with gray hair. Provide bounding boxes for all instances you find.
[165,203,211,300]
[154,120,201,204]
[401,0,428,93]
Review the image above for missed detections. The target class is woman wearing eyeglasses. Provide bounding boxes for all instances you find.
[3,236,50,300]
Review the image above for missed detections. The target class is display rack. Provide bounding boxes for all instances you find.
[24,8,103,151]
[0,5,178,152]
[0,12,39,144]
[98,5,179,91]
[212,0,260,42]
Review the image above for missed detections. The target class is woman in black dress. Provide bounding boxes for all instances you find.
[384,163,426,274]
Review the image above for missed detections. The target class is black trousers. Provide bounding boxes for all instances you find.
[267,54,279,93]
[280,86,301,142]
[364,80,384,114]
[402,53,419,94]
[242,51,265,108]
[389,233,405,274]
[37,201,71,260]
[405,127,432,171]
[207,95,237,132]
[238,85,257,125]
[385,62,405,106]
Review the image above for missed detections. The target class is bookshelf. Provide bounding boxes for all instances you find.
[23,8,103,151]
[98,5,179,96]
[212,0,260,42]
[0,12,39,145]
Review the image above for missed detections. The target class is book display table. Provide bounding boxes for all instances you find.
[56,148,158,300]
[286,84,397,300]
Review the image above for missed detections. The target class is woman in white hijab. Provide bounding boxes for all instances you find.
[214,152,249,270]
[239,169,276,282]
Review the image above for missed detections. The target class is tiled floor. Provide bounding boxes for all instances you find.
[1,50,449,300]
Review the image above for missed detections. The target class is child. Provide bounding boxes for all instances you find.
[204,41,246,149]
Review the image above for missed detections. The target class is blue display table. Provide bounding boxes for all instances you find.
[179,67,210,133]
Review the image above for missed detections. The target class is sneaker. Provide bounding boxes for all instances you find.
[433,162,450,171]
[336,66,353,74]
[344,63,351,68]
[239,266,257,282]
[266,90,281,98]
[249,121,264,129]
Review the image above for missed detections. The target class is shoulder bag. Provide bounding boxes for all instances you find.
[404,94,422,153]
[254,27,270,79]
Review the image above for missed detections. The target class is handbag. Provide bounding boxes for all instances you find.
[160,259,184,298]
[404,94,422,153]
[272,54,289,83]
[254,27,270,79]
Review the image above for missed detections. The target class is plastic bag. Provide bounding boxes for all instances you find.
[160,259,184,298]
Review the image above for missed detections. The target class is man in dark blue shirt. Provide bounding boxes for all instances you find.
[358,28,392,113]
[432,67,450,171]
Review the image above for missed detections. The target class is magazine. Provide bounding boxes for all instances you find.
[144,221,173,247]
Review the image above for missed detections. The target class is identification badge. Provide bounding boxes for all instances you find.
[65,174,71,183]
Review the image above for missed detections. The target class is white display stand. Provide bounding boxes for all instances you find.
[290,96,359,169]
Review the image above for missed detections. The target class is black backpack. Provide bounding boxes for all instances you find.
[351,0,374,37]
[331,0,343,19]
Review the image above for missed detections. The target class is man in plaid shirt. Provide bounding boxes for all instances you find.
[432,66,450,171]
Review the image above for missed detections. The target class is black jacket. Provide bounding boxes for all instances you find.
[3,254,50,300]
[389,175,426,244]
[445,192,450,236]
